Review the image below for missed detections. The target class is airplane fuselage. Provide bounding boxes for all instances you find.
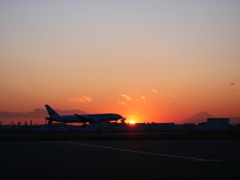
[46,113,122,123]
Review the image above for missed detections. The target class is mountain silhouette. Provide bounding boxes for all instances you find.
[179,112,215,124]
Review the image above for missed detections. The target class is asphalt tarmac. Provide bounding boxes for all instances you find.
[1,140,240,179]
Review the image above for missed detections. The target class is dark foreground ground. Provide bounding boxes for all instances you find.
[1,131,240,141]
[1,139,240,179]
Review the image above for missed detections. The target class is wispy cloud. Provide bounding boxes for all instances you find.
[212,85,219,89]
[121,94,132,101]
[169,95,177,98]
[68,95,92,103]
[228,82,236,86]
[141,96,146,100]
[118,101,127,105]
[148,89,158,94]
[212,82,237,92]
[119,93,147,105]
[83,95,91,102]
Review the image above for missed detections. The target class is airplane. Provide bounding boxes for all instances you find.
[45,104,124,125]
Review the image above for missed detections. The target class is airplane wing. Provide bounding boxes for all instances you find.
[75,114,93,123]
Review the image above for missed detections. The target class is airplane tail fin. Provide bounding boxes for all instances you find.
[45,105,59,117]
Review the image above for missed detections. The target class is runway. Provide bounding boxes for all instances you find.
[1,140,240,179]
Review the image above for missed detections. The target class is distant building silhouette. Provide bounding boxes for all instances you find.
[207,118,229,130]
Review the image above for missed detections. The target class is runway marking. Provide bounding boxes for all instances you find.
[65,141,221,162]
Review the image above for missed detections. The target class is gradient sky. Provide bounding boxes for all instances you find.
[1,0,240,124]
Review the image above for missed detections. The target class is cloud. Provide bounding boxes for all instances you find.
[214,82,236,88]
[169,95,177,98]
[118,101,127,105]
[68,95,92,103]
[0,108,87,118]
[212,85,219,89]
[119,93,148,105]
[228,82,236,86]
[212,82,237,92]
[121,94,132,101]
[83,95,91,102]
[141,96,146,100]
[152,90,158,93]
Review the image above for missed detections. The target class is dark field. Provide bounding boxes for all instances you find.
[1,131,240,141]
[1,140,240,179]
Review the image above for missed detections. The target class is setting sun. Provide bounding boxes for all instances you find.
[129,120,136,124]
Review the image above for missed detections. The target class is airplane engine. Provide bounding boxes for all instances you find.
[93,118,100,123]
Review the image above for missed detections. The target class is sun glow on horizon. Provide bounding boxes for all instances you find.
[129,120,136,124]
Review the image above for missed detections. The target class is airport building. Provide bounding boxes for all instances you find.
[206,118,230,131]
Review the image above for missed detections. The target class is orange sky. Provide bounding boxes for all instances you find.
[1,1,240,124]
